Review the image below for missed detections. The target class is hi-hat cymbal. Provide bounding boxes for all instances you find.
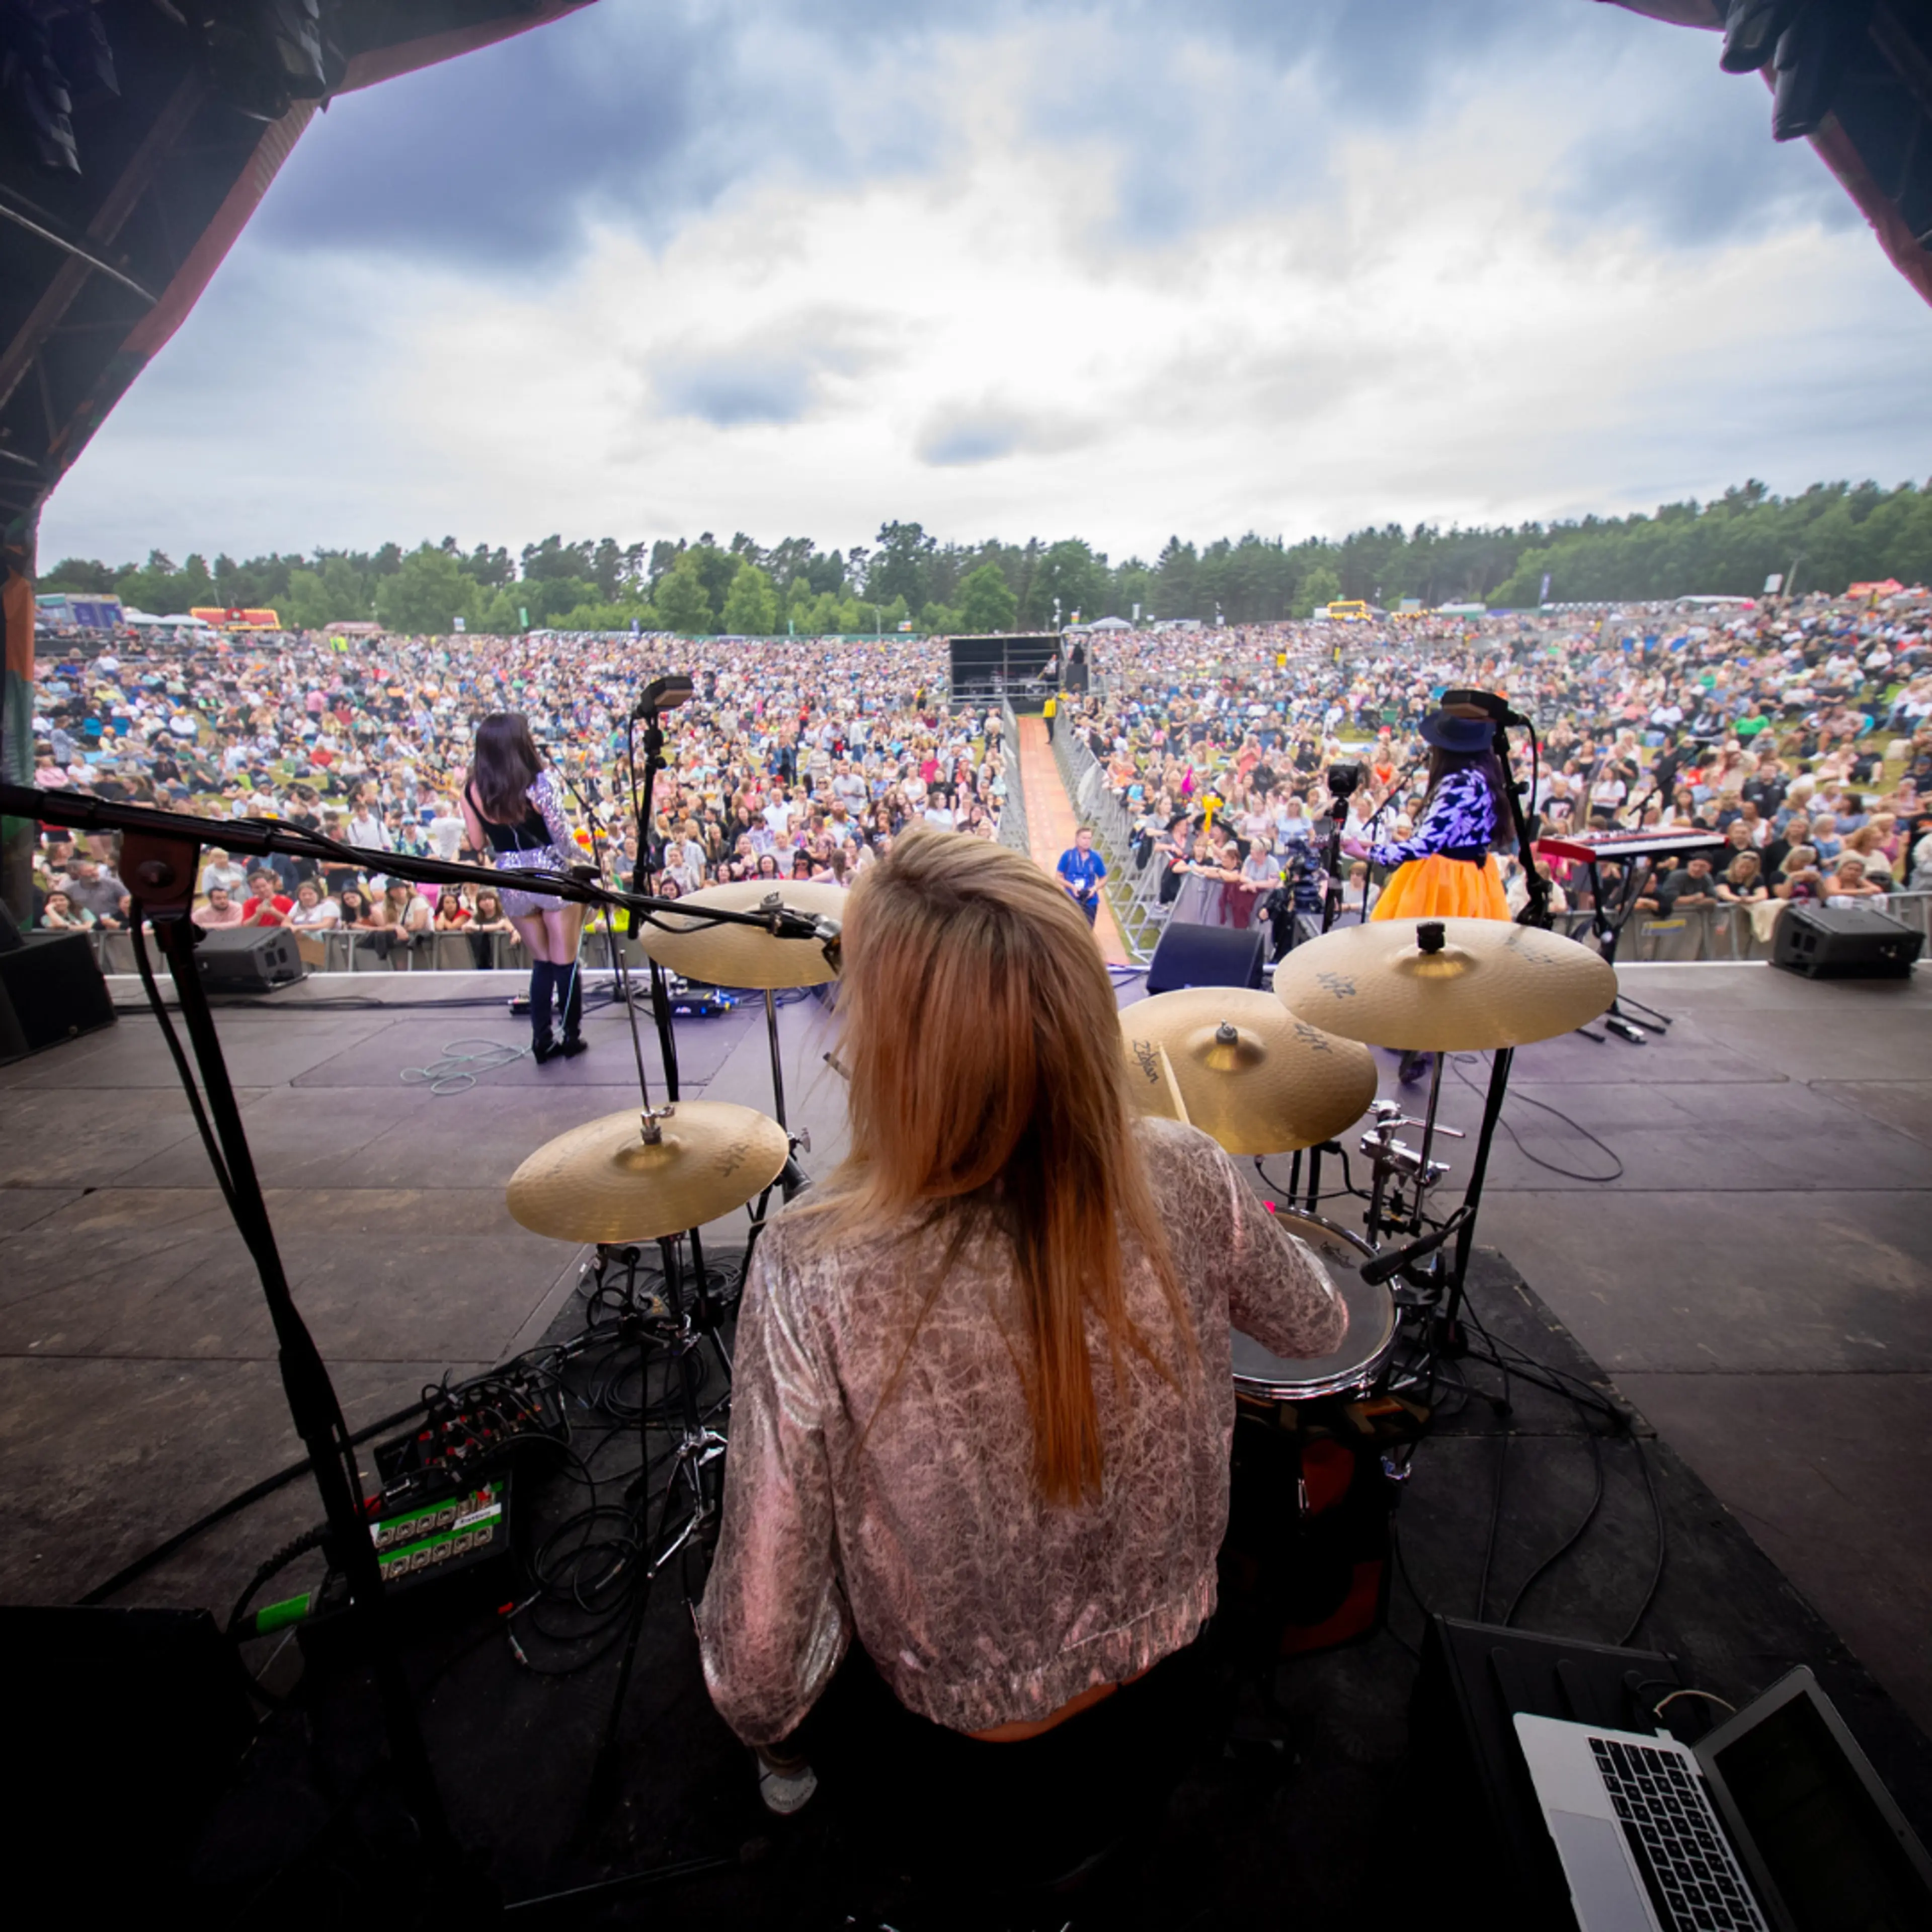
[637,880,845,989]
[1121,1036,1191,1126]
[1121,987,1378,1155]
[506,1101,789,1243]
[1271,917,1617,1051]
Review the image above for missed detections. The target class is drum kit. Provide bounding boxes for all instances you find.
[497,900,1614,1713]
[1125,916,1616,1410]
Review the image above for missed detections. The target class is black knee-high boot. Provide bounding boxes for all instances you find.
[529,959,558,1061]
[556,955,587,1056]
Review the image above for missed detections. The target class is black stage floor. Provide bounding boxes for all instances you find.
[111,1250,1932,1928]
[2,959,1928,1922]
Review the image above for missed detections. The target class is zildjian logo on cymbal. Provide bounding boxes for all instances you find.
[1315,972,1357,999]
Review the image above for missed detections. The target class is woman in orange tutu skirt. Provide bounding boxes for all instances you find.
[1345,703,1511,1077]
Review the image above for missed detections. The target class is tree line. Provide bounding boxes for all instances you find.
[40,478,1931,635]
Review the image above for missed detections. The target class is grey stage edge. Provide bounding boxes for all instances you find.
[0,956,1926,1747]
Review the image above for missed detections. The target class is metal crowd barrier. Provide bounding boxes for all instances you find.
[1052,708,1167,960]
[996,700,1030,855]
[75,888,1932,976]
[1550,891,1930,962]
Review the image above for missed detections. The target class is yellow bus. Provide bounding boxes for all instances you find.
[1324,599,1372,622]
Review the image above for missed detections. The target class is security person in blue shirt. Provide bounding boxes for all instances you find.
[1056,825,1106,926]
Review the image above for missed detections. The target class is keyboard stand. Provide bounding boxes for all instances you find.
[1577,854,1672,1045]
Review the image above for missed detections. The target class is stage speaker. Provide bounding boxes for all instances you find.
[194,925,306,991]
[1773,903,1922,980]
[0,930,117,1063]
[1146,920,1265,996]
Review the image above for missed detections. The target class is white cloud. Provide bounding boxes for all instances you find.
[39,4,1930,569]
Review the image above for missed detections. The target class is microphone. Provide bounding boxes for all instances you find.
[1358,1208,1471,1287]
[1440,688,1530,731]
[630,675,694,721]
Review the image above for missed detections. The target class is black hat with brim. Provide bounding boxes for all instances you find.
[1420,710,1494,754]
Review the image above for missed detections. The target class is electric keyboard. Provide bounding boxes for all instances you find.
[1535,830,1728,865]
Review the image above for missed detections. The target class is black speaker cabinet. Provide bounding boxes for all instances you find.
[1146,919,1266,995]
[1773,903,1922,980]
[194,925,306,991]
[0,930,117,1063]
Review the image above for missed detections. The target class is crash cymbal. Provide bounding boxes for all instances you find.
[1122,987,1378,1155]
[1271,917,1617,1051]
[637,879,845,989]
[506,1101,789,1243]
[1121,1036,1190,1127]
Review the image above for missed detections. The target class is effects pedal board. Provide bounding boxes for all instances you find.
[246,1478,517,1652]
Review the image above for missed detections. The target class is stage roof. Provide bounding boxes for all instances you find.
[1609,1,1932,307]
[0,0,595,548]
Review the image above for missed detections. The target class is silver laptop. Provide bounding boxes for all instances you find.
[1514,1665,1932,1932]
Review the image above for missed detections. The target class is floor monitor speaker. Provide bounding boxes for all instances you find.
[194,925,306,991]
[0,930,117,1062]
[1773,903,1922,979]
[1146,919,1266,996]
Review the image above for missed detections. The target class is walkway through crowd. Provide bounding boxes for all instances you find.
[1016,713,1131,967]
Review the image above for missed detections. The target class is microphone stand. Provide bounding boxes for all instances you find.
[1318,791,1349,935]
[624,711,683,1103]
[108,832,460,1875]
[553,759,656,1109]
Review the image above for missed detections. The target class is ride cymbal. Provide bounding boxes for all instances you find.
[506,1101,789,1243]
[637,880,845,990]
[1121,986,1378,1155]
[1271,917,1616,1051]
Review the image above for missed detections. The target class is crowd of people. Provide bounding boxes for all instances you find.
[1055,595,1932,937]
[18,590,1932,953]
[20,631,1010,951]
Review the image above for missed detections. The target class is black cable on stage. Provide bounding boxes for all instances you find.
[1474,1429,1510,1625]
[1447,1051,1624,1184]
[1455,1287,1667,1644]
[79,1390,431,1606]
[1501,1385,1607,1630]
[1617,1432,1667,1648]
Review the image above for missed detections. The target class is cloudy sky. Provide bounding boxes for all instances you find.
[40,0,1932,568]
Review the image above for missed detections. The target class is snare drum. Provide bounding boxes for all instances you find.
[1230,1209,1397,1405]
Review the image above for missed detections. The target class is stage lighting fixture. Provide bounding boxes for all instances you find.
[197,0,344,123]
[0,0,82,175]
[1768,4,1856,143]
[1719,0,1802,75]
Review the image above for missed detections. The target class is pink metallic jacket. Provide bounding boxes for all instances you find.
[698,1117,1347,1746]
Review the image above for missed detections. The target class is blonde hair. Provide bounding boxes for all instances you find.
[812,827,1192,1504]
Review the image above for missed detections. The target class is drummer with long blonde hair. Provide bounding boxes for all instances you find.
[698,828,1344,1866]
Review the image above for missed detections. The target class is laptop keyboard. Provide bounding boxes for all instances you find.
[1589,1736,1767,1931]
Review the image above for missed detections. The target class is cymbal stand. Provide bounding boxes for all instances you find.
[592,1221,728,1798]
[1359,1078,1464,1251]
[1360,1046,1515,1356]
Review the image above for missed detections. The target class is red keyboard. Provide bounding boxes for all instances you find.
[1536,830,1729,864]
